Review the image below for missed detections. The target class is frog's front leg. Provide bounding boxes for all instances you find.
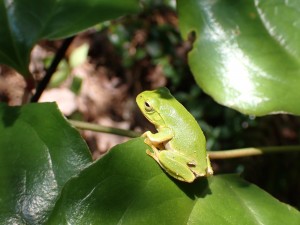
[149,149,196,183]
[143,127,173,151]
[142,127,173,144]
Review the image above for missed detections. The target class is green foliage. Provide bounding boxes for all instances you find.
[177,0,300,115]
[48,139,300,225]
[0,103,92,224]
[0,104,299,224]
[0,0,299,224]
[0,0,139,76]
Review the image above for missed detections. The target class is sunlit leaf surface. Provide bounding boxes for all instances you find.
[177,0,300,115]
[47,138,300,224]
[0,103,92,224]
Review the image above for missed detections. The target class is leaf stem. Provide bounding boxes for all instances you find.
[69,120,140,138]
[69,120,300,159]
[208,146,300,159]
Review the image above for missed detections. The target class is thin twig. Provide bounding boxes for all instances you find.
[31,36,75,102]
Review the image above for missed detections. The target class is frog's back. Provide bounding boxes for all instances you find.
[160,96,206,153]
[160,96,210,175]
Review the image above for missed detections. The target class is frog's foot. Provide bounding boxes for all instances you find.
[158,151,196,183]
[141,132,148,138]
[146,149,156,158]
[206,155,214,176]
[144,137,152,146]
[146,144,160,163]
[147,149,165,167]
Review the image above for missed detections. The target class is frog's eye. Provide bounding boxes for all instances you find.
[144,101,153,112]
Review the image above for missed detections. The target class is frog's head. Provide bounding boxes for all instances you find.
[136,87,171,128]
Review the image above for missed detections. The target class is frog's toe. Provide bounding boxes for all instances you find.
[146,149,160,162]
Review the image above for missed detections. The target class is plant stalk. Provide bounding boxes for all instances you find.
[208,146,300,159]
[69,120,140,138]
[70,119,300,158]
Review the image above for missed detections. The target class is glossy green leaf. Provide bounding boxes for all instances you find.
[0,103,92,224]
[177,0,300,115]
[0,0,139,76]
[46,138,300,225]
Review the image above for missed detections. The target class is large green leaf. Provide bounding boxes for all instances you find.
[0,103,92,224]
[1,103,299,224]
[177,0,300,115]
[0,0,139,76]
[46,138,300,224]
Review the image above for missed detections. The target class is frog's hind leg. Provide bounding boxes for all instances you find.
[156,151,195,183]
[144,138,195,182]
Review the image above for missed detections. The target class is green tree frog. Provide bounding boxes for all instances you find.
[136,87,213,183]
